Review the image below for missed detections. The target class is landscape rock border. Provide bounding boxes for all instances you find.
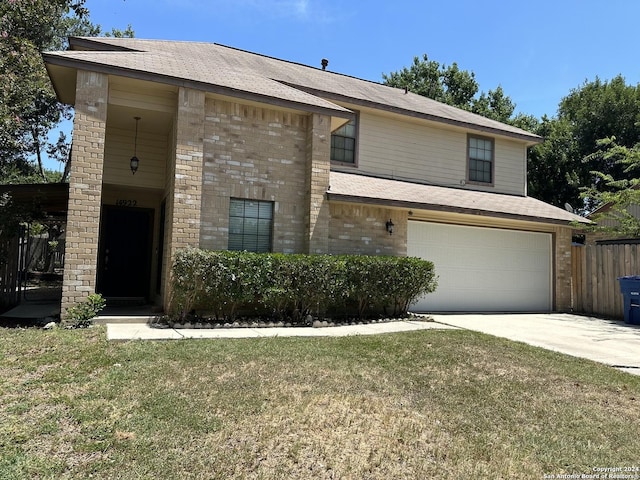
[150,313,432,330]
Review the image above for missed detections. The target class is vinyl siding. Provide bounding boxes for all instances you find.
[102,125,168,189]
[348,109,527,196]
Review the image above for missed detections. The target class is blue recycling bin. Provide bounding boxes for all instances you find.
[618,276,640,325]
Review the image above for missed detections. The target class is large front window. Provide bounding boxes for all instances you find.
[331,119,357,164]
[468,135,494,184]
[228,199,273,252]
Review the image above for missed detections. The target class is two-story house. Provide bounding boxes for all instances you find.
[43,37,587,316]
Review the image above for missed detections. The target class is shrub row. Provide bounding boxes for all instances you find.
[170,248,437,322]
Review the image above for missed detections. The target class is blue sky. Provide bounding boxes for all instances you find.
[45,0,640,170]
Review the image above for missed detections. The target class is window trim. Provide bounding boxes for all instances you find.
[330,112,359,167]
[466,134,495,186]
[227,198,274,253]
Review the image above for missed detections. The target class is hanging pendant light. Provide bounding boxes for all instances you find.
[130,116,141,174]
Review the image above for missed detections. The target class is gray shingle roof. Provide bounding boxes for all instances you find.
[45,37,541,143]
[328,171,589,225]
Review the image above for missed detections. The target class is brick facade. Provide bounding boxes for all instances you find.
[329,204,406,256]
[162,87,205,308]
[305,114,331,254]
[554,226,574,312]
[61,71,108,318]
[199,99,309,253]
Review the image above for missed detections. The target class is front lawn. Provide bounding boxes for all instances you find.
[1,326,638,479]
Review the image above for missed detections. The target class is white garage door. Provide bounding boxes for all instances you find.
[407,222,552,312]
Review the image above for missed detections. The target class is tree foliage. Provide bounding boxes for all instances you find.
[580,137,640,237]
[0,0,132,184]
[527,76,640,212]
[527,116,582,209]
[562,76,640,203]
[382,53,516,123]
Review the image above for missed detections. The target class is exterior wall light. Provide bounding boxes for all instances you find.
[386,219,394,235]
[130,116,141,174]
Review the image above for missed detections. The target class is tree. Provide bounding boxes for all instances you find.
[0,0,132,184]
[382,54,516,123]
[2,1,85,182]
[580,138,640,237]
[526,116,584,210]
[527,75,640,211]
[560,75,640,190]
[471,85,515,123]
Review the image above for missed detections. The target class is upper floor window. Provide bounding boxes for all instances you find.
[228,198,273,253]
[331,119,357,164]
[468,135,494,184]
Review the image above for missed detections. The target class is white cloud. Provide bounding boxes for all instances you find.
[290,0,310,18]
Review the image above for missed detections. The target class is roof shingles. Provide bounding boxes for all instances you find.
[45,37,541,143]
[328,172,589,224]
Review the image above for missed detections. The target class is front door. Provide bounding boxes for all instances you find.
[97,206,153,299]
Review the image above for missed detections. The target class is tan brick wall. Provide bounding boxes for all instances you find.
[200,99,309,253]
[198,98,400,257]
[329,203,407,256]
[305,114,331,254]
[162,87,205,310]
[61,71,108,318]
[554,225,574,312]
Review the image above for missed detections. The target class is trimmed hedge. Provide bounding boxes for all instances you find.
[170,248,437,322]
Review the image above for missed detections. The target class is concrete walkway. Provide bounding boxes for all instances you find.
[106,319,457,341]
[105,313,640,376]
[431,313,640,376]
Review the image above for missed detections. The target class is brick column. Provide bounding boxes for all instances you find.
[61,71,108,319]
[163,87,205,311]
[305,113,331,254]
[554,226,574,312]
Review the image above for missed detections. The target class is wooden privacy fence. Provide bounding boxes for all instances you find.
[572,242,640,319]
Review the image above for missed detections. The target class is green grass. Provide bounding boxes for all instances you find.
[1,326,639,479]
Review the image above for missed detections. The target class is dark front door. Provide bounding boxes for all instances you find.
[97,206,153,299]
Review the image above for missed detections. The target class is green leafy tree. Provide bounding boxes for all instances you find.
[527,75,640,211]
[580,137,640,236]
[0,0,132,184]
[560,76,640,157]
[383,54,477,106]
[382,53,516,123]
[471,85,515,122]
[527,116,583,210]
[560,76,640,190]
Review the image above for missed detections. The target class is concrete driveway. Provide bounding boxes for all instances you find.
[430,313,640,376]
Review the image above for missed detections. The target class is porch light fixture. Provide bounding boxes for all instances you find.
[130,116,141,175]
[385,219,394,235]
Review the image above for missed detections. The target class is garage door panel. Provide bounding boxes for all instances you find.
[408,222,551,312]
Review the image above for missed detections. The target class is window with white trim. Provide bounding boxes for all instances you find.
[228,199,273,253]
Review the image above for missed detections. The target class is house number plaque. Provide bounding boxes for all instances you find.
[115,199,138,207]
